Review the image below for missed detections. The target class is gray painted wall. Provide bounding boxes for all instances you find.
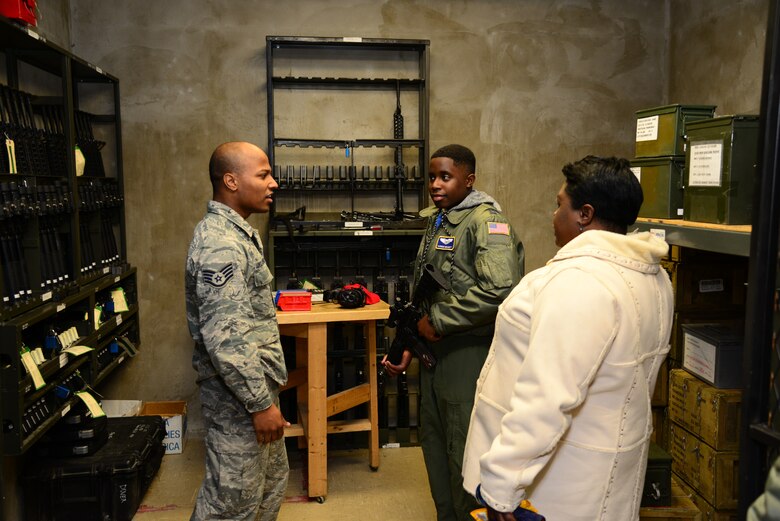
[25,0,768,435]
[0,0,769,517]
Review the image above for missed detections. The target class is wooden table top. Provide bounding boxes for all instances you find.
[276,301,390,325]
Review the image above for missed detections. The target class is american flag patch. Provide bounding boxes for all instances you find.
[488,222,510,235]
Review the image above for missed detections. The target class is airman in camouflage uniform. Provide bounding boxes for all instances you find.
[186,142,289,521]
[383,144,523,521]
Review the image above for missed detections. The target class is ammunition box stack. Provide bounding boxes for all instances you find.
[684,115,759,225]
[633,104,716,219]
[668,369,741,519]
[652,246,746,456]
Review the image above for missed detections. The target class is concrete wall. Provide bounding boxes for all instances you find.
[38,0,764,434]
[669,0,768,115]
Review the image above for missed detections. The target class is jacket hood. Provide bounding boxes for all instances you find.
[548,229,668,273]
[420,189,501,219]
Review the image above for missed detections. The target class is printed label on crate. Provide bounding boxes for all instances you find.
[636,116,659,142]
[683,332,716,383]
[630,167,641,182]
[689,141,723,187]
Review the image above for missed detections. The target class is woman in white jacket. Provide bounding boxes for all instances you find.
[462,156,673,521]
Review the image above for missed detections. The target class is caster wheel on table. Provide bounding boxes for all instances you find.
[370,465,379,472]
[316,496,326,504]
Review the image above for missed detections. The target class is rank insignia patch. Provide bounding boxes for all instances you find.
[488,222,510,235]
[203,264,234,288]
[435,236,455,250]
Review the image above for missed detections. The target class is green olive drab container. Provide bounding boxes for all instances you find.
[631,157,685,219]
[683,115,759,225]
[635,104,716,158]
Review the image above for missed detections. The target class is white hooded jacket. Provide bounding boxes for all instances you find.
[462,230,673,520]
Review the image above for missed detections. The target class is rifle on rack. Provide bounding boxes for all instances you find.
[384,263,450,371]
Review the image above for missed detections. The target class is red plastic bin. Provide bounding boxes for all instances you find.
[275,290,312,311]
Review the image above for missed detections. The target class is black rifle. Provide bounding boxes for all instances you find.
[385,263,450,370]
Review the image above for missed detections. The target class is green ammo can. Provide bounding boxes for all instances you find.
[683,115,759,225]
[635,104,716,158]
[631,157,685,219]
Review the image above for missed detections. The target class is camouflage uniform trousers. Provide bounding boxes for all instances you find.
[191,377,288,521]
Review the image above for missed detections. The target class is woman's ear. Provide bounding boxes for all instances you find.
[579,203,595,226]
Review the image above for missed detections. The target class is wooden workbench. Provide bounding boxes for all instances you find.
[277,301,390,501]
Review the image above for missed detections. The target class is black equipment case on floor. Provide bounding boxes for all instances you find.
[22,415,166,521]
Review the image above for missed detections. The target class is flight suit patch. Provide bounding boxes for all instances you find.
[435,236,455,250]
[487,222,510,235]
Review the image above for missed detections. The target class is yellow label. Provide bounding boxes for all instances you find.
[63,345,93,357]
[75,391,106,418]
[111,288,130,312]
[21,351,45,390]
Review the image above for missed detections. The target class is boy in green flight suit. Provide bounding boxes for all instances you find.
[383,144,524,521]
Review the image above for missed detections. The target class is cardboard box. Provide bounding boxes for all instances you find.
[668,369,741,451]
[140,401,187,454]
[669,422,739,509]
[102,399,143,418]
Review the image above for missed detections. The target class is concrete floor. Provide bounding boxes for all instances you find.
[134,438,436,521]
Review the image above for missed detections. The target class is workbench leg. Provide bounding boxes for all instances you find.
[366,320,380,470]
[307,323,328,499]
[295,336,307,450]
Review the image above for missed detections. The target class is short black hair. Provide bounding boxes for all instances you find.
[431,144,476,174]
[562,155,643,229]
[208,142,243,191]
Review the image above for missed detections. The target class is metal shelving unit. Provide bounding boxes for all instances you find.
[632,218,751,257]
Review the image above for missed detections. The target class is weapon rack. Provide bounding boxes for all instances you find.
[266,36,430,447]
[0,16,140,517]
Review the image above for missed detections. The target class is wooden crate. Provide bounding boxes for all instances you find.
[676,473,738,521]
[668,369,741,451]
[669,422,739,509]
[640,476,702,520]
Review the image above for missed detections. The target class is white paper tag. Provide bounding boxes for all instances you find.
[636,115,659,142]
[21,352,45,390]
[649,228,666,241]
[354,230,374,236]
[683,332,717,384]
[699,278,725,293]
[111,288,130,312]
[42,291,52,302]
[688,141,723,187]
[630,167,641,182]
[63,345,94,357]
[344,222,363,228]
[75,392,106,418]
[59,352,69,368]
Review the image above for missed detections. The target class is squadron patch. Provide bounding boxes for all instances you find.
[435,236,455,250]
[203,264,235,288]
[488,222,510,235]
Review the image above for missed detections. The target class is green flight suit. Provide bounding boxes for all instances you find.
[414,189,524,521]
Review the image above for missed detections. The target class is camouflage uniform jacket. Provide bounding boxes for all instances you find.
[415,189,523,339]
[185,200,287,414]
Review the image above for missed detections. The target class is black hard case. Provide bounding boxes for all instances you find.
[23,415,165,521]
